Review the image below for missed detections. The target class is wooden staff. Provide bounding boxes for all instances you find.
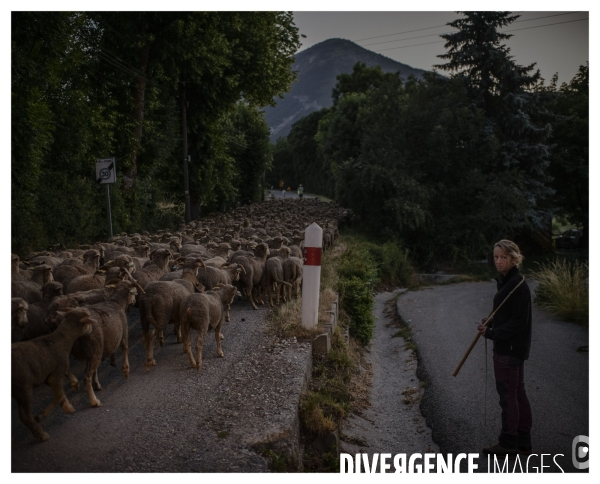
[453,277,525,377]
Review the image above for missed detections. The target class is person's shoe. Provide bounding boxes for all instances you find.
[483,443,518,457]
[518,447,533,456]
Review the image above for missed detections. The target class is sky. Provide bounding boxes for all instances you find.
[292,10,589,85]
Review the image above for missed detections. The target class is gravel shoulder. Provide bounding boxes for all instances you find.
[340,290,439,469]
[11,299,312,472]
[396,280,589,473]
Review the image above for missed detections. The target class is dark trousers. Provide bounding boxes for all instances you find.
[493,351,532,449]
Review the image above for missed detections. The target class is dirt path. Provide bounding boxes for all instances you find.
[340,290,439,468]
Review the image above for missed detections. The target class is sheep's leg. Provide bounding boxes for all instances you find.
[215,322,224,358]
[121,336,130,379]
[194,329,206,371]
[158,329,165,347]
[174,320,182,343]
[36,375,74,421]
[84,357,102,407]
[16,393,49,442]
[182,324,197,368]
[225,304,231,323]
[245,281,258,310]
[145,329,156,371]
[109,353,116,367]
[93,369,102,391]
[66,370,79,391]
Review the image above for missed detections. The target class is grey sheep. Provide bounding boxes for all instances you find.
[11,307,95,441]
[67,281,140,408]
[180,284,240,371]
[11,264,54,304]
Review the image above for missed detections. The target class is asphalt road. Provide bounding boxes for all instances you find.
[396,280,589,473]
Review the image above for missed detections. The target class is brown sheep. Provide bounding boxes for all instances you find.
[11,264,54,304]
[261,256,292,307]
[140,259,206,370]
[134,248,173,289]
[11,307,94,441]
[64,269,107,294]
[11,298,28,343]
[234,243,270,310]
[67,281,140,408]
[283,256,304,300]
[191,263,245,322]
[180,284,240,371]
[52,249,100,289]
[19,282,64,341]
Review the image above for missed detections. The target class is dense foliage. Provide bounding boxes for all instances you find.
[12,12,300,254]
[268,12,588,268]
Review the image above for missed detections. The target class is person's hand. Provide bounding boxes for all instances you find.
[477,320,488,337]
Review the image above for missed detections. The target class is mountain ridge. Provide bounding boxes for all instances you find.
[264,38,428,141]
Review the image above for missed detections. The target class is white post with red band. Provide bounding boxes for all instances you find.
[301,222,323,329]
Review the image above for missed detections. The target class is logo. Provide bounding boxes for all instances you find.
[572,435,589,470]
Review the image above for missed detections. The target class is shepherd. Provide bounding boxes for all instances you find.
[477,240,533,458]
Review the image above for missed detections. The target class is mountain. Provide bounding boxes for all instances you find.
[263,38,428,142]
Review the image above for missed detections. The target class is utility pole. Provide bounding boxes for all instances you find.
[181,81,192,223]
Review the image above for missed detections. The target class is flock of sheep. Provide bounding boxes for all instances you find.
[11,198,349,442]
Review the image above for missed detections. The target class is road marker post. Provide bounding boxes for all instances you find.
[301,222,323,329]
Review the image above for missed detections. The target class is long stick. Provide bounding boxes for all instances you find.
[452,277,525,377]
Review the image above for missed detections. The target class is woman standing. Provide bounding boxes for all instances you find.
[478,240,533,457]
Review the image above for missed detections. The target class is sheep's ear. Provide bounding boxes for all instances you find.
[129,288,138,296]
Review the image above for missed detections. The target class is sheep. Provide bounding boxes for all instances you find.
[11,264,54,304]
[139,260,206,370]
[64,269,107,294]
[234,243,270,310]
[11,307,95,441]
[179,284,240,371]
[19,282,64,342]
[11,298,28,343]
[133,248,173,289]
[191,263,245,322]
[261,256,292,307]
[283,256,304,300]
[52,249,100,288]
[67,281,140,408]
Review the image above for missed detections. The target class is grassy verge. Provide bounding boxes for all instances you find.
[530,258,589,325]
[266,233,414,471]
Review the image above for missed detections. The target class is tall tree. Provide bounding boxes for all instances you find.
[435,12,554,233]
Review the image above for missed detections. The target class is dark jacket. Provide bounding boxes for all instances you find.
[484,266,532,360]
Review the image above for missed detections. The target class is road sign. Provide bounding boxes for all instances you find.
[96,158,116,184]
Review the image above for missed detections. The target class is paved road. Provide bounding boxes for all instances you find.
[397,280,589,473]
[11,298,312,472]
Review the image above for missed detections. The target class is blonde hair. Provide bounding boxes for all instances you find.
[494,239,524,266]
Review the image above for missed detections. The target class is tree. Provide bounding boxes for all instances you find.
[435,12,554,234]
[547,64,589,238]
[332,62,399,105]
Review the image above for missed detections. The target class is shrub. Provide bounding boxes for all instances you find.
[339,276,375,346]
[531,258,588,325]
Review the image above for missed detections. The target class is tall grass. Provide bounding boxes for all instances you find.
[531,258,589,325]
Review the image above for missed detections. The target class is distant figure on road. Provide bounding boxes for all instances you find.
[478,240,532,458]
[282,189,286,198]
[297,184,304,198]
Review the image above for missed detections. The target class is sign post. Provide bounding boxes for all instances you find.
[96,158,116,239]
[301,222,323,329]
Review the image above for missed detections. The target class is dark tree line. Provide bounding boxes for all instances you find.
[269,12,588,267]
[12,12,300,254]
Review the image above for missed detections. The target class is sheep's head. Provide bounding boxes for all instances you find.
[11,298,28,328]
[42,281,63,300]
[56,307,95,335]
